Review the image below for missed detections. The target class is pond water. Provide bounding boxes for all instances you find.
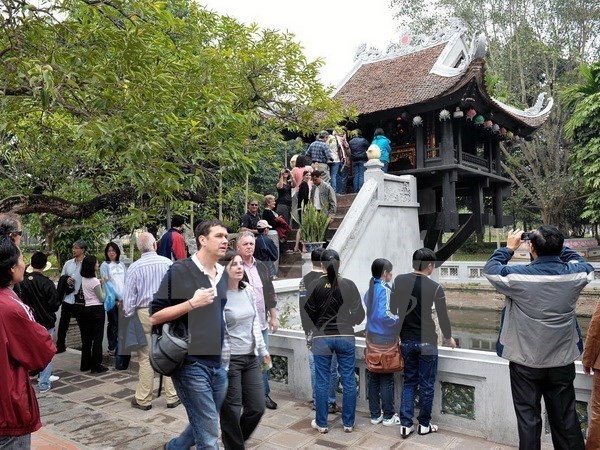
[449,307,591,355]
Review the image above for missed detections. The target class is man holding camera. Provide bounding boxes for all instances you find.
[483,226,594,450]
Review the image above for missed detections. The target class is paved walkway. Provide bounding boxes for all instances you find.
[32,349,519,449]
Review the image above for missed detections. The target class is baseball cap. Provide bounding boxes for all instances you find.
[256,220,272,229]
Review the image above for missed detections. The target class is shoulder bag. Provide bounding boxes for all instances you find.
[150,321,189,376]
[364,336,404,373]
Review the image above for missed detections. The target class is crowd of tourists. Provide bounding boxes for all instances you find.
[2,212,600,448]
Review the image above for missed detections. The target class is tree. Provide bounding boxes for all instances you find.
[0,0,354,235]
[563,61,600,222]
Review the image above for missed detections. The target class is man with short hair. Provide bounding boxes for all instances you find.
[123,232,180,411]
[152,220,230,449]
[483,226,594,450]
[237,232,279,410]
[56,239,87,353]
[306,131,332,182]
[310,170,337,218]
[20,251,61,393]
[348,129,370,192]
[157,215,187,261]
[240,199,261,235]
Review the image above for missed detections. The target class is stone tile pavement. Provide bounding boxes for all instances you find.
[32,349,519,449]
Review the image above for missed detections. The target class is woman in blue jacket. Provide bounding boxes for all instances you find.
[365,258,400,426]
[372,128,392,173]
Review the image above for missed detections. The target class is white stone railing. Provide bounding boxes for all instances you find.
[269,329,593,447]
[439,260,600,288]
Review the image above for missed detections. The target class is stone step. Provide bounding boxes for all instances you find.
[336,193,357,208]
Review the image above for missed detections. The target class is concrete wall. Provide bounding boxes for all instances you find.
[327,160,422,296]
[269,329,593,447]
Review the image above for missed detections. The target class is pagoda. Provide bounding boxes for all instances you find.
[334,23,552,260]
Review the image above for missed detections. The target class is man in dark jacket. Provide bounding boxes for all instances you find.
[157,215,187,261]
[254,220,279,279]
[237,231,279,409]
[20,251,61,393]
[348,129,370,192]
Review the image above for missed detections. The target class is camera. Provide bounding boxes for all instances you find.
[521,232,534,241]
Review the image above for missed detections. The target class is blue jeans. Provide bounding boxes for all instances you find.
[400,341,438,428]
[0,434,31,448]
[308,350,339,405]
[329,162,341,192]
[353,161,366,192]
[312,336,357,428]
[38,327,54,391]
[382,161,389,173]
[167,362,228,450]
[368,371,395,419]
[261,328,270,396]
[337,165,349,194]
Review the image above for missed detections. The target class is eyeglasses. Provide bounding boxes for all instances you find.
[249,204,258,206]
[11,231,23,237]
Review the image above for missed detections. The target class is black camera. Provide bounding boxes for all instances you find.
[521,232,534,241]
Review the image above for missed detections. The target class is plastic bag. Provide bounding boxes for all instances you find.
[104,280,116,312]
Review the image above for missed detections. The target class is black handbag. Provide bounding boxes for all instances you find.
[150,322,188,376]
[74,285,85,305]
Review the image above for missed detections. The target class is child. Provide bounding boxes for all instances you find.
[364,258,400,426]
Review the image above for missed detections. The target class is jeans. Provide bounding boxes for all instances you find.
[337,165,349,194]
[353,161,366,192]
[312,336,357,428]
[77,305,105,371]
[261,328,271,396]
[0,434,31,449]
[38,327,55,391]
[168,362,228,450]
[308,350,339,405]
[509,361,584,450]
[329,162,341,192]
[367,372,395,419]
[400,341,438,428]
[382,161,389,173]
[220,354,265,449]
[106,303,119,351]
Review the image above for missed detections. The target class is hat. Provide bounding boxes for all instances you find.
[256,220,272,229]
[26,261,52,273]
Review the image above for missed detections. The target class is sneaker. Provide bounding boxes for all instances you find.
[383,414,401,426]
[131,397,152,411]
[49,375,60,382]
[370,414,383,425]
[343,425,353,433]
[166,400,181,409]
[38,387,51,394]
[310,419,328,434]
[400,424,415,439]
[418,423,438,435]
[328,403,341,414]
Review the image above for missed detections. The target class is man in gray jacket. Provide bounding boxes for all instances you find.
[483,226,593,450]
[309,170,337,218]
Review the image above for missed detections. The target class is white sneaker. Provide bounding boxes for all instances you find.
[370,413,383,425]
[311,419,328,434]
[49,375,60,382]
[382,414,400,426]
[38,386,51,394]
[343,425,353,433]
[418,423,438,435]
[400,424,415,439]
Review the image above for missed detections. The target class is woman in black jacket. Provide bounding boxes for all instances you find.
[304,249,365,434]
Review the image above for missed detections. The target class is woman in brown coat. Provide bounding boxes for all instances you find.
[583,302,600,449]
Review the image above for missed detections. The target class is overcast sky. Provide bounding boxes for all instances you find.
[199,0,399,87]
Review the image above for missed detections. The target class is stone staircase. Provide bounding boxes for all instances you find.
[277,193,357,279]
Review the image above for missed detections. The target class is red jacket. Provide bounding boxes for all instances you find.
[0,287,56,436]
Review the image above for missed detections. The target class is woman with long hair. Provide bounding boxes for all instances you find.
[275,168,295,225]
[364,258,400,426]
[100,242,126,355]
[304,249,365,434]
[219,250,271,449]
[78,255,107,373]
[0,231,55,447]
[292,170,312,253]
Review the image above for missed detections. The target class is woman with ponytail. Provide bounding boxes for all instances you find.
[304,249,365,434]
[0,232,55,447]
[364,258,400,426]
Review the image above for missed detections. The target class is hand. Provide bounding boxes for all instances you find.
[269,315,279,334]
[263,354,272,366]
[189,288,215,309]
[507,229,524,251]
[103,275,109,281]
[445,337,457,349]
[584,366,594,376]
[67,276,74,287]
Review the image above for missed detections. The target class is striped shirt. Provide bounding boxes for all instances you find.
[123,251,173,317]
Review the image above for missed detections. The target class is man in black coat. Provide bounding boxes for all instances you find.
[349,129,370,192]
[20,251,61,393]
